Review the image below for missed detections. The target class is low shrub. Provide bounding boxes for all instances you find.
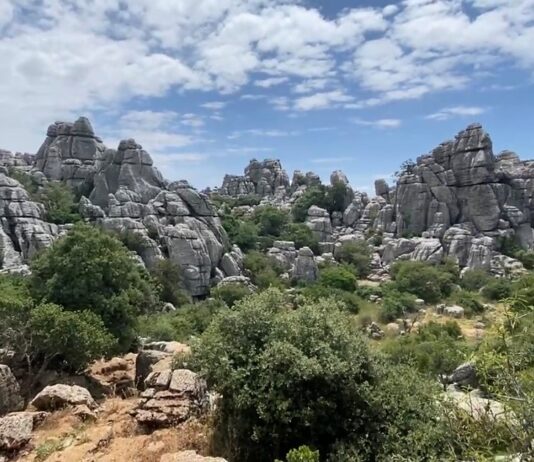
[481,278,513,301]
[379,290,417,323]
[460,269,491,292]
[318,264,358,292]
[335,241,372,278]
[212,283,253,307]
[451,290,485,316]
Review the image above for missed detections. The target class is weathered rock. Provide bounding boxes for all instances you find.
[292,247,318,283]
[445,362,477,388]
[444,305,465,318]
[0,411,47,452]
[135,350,171,390]
[0,366,24,416]
[31,384,97,411]
[306,206,332,242]
[133,369,208,428]
[85,355,136,397]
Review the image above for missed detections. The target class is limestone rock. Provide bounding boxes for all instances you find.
[291,247,318,283]
[306,206,332,242]
[160,451,227,462]
[0,366,24,416]
[31,384,97,411]
[0,412,47,452]
[135,350,172,390]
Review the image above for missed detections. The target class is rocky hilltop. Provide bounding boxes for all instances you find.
[212,123,534,279]
[0,117,239,297]
[1,121,533,292]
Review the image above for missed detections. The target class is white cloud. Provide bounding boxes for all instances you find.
[201,101,227,110]
[255,77,288,88]
[228,128,299,140]
[311,156,354,164]
[294,90,353,111]
[426,106,487,120]
[353,118,402,128]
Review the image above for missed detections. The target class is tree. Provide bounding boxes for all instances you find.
[292,186,328,222]
[192,289,453,461]
[318,264,358,292]
[30,223,159,351]
[0,286,114,396]
[281,223,319,254]
[335,241,372,278]
[325,180,349,214]
[38,181,81,224]
[150,259,191,307]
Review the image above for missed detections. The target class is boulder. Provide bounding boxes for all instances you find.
[0,411,47,452]
[306,206,332,242]
[0,366,24,416]
[30,384,97,411]
[445,362,477,388]
[291,247,318,283]
[160,451,227,462]
[135,350,171,390]
[444,305,465,318]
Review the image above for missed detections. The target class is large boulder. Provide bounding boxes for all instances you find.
[292,247,318,283]
[0,411,47,452]
[306,206,332,242]
[31,384,97,411]
[0,366,24,416]
[160,451,227,462]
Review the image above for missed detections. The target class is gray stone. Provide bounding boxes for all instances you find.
[31,384,97,411]
[0,366,24,416]
[292,247,318,283]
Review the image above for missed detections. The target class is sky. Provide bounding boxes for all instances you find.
[1,0,534,193]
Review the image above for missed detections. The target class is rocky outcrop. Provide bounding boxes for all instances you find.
[160,451,227,462]
[133,369,208,428]
[292,247,318,283]
[0,366,23,416]
[34,117,105,191]
[30,384,97,411]
[219,159,289,198]
[306,206,332,242]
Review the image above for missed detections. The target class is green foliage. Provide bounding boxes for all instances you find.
[280,223,319,254]
[212,283,253,307]
[223,215,258,252]
[394,159,416,178]
[460,269,491,291]
[382,321,468,376]
[391,261,455,303]
[193,289,455,461]
[150,259,191,307]
[30,223,159,351]
[292,186,328,222]
[277,446,320,462]
[515,249,534,270]
[318,264,358,292]
[297,284,361,314]
[334,241,372,278]
[38,181,81,224]
[325,181,349,213]
[244,251,286,289]
[451,289,484,316]
[253,205,289,237]
[29,303,115,371]
[8,167,39,196]
[138,299,226,343]
[379,290,417,323]
[115,229,146,253]
[192,289,375,461]
[481,277,513,301]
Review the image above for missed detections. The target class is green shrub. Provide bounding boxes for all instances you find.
[38,181,81,224]
[212,283,253,307]
[298,284,361,314]
[325,181,350,213]
[292,186,328,222]
[334,241,372,278]
[138,299,226,343]
[515,250,534,270]
[460,269,491,292]
[244,251,286,289]
[150,259,191,307]
[451,290,484,316]
[382,321,468,376]
[222,216,258,252]
[8,167,39,196]
[318,264,358,292]
[277,446,320,462]
[30,223,159,351]
[391,261,455,303]
[253,205,289,237]
[281,223,319,254]
[379,290,417,323]
[481,278,513,301]
[115,229,146,253]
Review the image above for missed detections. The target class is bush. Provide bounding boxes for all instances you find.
[38,181,81,224]
[150,259,191,307]
[30,223,159,351]
[451,289,484,316]
[318,264,358,292]
[244,251,286,289]
[138,299,226,343]
[277,446,320,462]
[8,167,39,196]
[292,186,328,222]
[192,289,466,461]
[325,180,349,214]
[460,269,491,292]
[481,278,513,301]
[335,241,372,278]
[515,250,534,270]
[298,284,361,314]
[253,206,289,237]
[391,261,455,303]
[382,321,468,376]
[231,220,259,252]
[379,290,417,323]
[281,223,319,254]
[212,283,253,307]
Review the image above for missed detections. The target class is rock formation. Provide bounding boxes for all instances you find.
[0,366,23,416]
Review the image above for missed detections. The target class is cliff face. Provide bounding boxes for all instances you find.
[0,117,237,297]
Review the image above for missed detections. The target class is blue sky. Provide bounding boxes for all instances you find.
[1,0,533,193]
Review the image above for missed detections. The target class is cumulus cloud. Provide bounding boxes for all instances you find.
[353,118,402,128]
